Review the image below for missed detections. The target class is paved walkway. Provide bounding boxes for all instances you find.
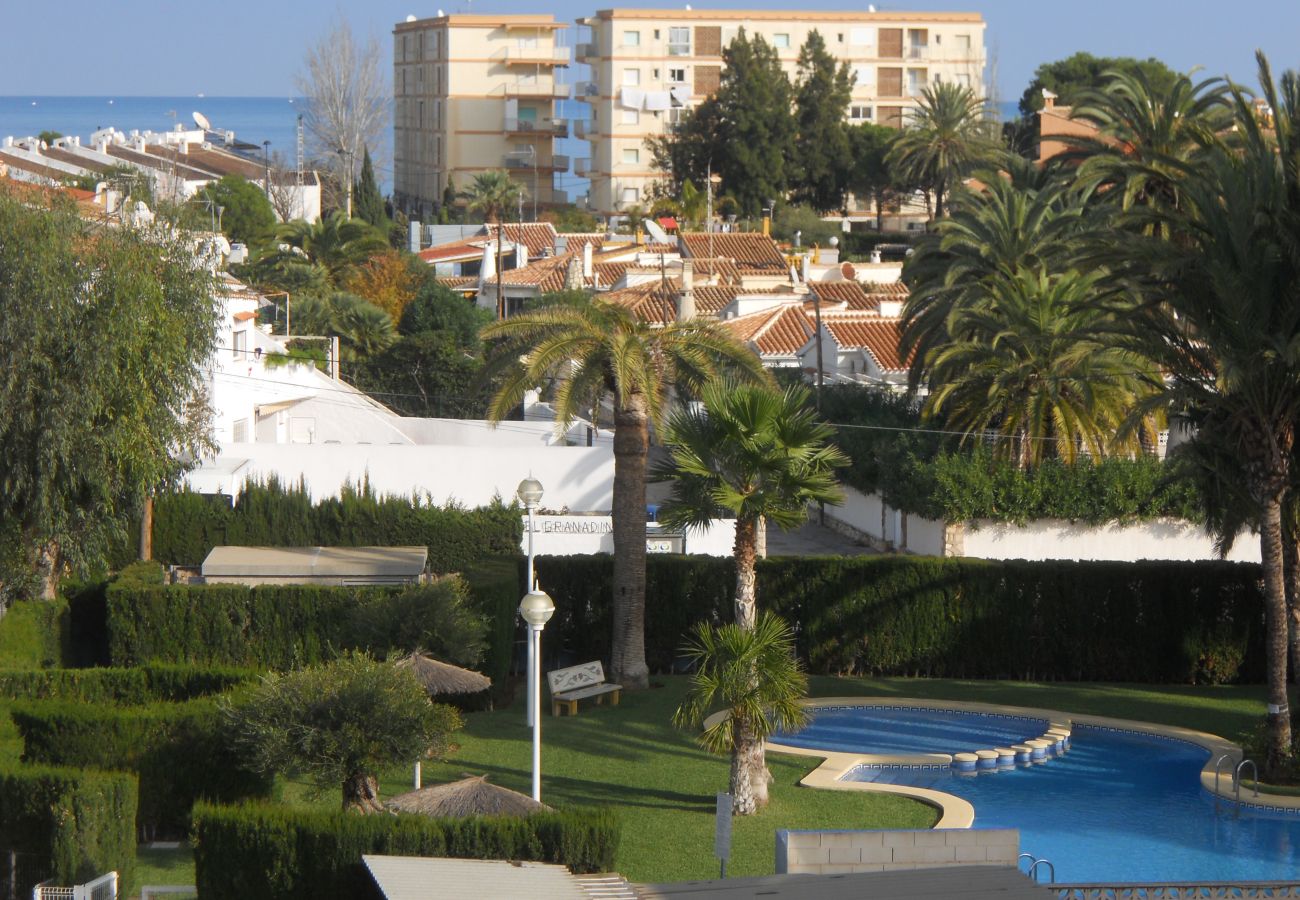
[766,520,879,557]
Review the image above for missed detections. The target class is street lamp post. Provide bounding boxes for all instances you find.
[519,588,555,803]
[517,477,544,726]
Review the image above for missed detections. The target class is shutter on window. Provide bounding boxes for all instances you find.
[878,67,902,98]
[878,28,902,58]
[694,65,721,96]
[880,106,904,129]
[695,26,722,56]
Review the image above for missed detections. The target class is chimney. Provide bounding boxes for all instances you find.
[480,243,496,281]
[1041,88,1058,110]
[677,260,696,322]
[408,220,421,254]
[582,241,593,279]
[799,253,810,283]
[564,255,584,290]
[516,243,529,269]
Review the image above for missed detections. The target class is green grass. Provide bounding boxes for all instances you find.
[132,845,196,898]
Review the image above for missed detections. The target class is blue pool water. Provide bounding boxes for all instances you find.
[783,708,1300,883]
[773,706,1048,755]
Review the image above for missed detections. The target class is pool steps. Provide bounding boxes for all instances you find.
[951,725,1071,772]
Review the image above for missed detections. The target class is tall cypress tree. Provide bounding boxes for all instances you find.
[793,31,854,212]
[353,146,387,228]
[713,30,795,216]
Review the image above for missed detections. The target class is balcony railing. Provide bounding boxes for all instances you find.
[575,42,596,60]
[503,82,571,99]
[500,46,570,66]
[573,119,594,139]
[575,157,591,176]
[906,45,929,60]
[505,118,569,138]
[504,152,571,172]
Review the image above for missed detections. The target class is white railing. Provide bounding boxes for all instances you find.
[504,83,570,99]
[502,46,570,64]
[34,871,117,900]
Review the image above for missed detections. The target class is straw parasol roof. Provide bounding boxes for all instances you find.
[386,774,551,817]
[394,651,492,696]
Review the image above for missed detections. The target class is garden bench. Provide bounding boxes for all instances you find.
[547,661,622,716]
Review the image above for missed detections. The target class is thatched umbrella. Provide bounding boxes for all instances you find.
[394,651,491,696]
[386,774,551,817]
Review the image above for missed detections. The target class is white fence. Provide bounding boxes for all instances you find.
[33,872,116,900]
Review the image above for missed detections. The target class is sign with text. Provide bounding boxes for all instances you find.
[714,792,733,861]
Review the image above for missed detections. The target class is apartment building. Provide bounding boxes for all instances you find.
[393,14,571,218]
[574,9,985,217]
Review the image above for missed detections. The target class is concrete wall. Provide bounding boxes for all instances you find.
[959,518,1260,563]
[776,828,1019,875]
[183,440,615,512]
[822,485,945,555]
[523,514,736,557]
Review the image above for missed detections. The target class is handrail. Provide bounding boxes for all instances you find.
[1213,753,1235,813]
[1028,858,1057,884]
[1235,758,1260,801]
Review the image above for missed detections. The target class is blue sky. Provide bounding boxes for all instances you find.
[1,0,1295,102]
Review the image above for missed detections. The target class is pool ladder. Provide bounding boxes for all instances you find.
[1213,754,1260,816]
[1018,852,1055,884]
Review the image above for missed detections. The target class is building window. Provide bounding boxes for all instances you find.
[955,73,971,88]
[773,33,790,49]
[623,148,640,164]
[668,67,686,84]
[849,105,873,121]
[667,106,687,127]
[850,26,872,46]
[852,65,872,89]
[232,329,247,359]
[621,187,639,205]
[621,107,640,125]
[668,27,690,56]
[652,68,660,79]
[654,29,660,39]
[232,419,248,442]
[956,34,971,50]
[623,30,640,46]
[622,68,640,86]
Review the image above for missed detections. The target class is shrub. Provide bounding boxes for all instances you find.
[0,764,136,895]
[151,479,522,573]
[191,802,620,899]
[533,555,1266,684]
[106,577,488,670]
[0,597,67,668]
[0,663,258,705]
[11,698,273,835]
[463,556,523,688]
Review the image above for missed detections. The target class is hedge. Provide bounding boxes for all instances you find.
[0,764,136,896]
[0,663,258,705]
[11,699,274,835]
[106,577,487,670]
[151,479,522,573]
[533,555,1266,684]
[191,802,621,899]
[464,556,524,688]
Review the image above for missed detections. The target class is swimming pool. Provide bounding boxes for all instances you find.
[778,704,1300,883]
[771,705,1050,756]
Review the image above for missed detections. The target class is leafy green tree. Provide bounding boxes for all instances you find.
[353,146,387,230]
[289,291,396,360]
[887,82,1001,219]
[460,171,523,319]
[225,653,462,812]
[1017,51,1180,119]
[37,130,61,145]
[674,614,808,815]
[266,212,389,286]
[353,331,491,418]
[196,174,277,245]
[399,277,491,347]
[0,191,218,601]
[792,30,853,212]
[481,298,770,689]
[713,31,795,215]
[542,204,600,233]
[655,381,847,628]
[847,123,905,231]
[924,268,1161,468]
[1105,54,1300,777]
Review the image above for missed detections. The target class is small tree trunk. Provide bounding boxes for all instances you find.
[139,496,154,562]
[734,517,758,630]
[36,540,61,601]
[755,516,767,560]
[730,716,768,815]
[342,771,385,814]
[1285,534,1300,683]
[1260,496,1293,779]
[610,392,650,690]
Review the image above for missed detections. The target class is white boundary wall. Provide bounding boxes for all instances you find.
[521,515,736,557]
[824,486,1260,562]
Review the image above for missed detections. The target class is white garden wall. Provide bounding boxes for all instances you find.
[521,515,736,557]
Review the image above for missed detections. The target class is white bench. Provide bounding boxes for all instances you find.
[547,662,622,716]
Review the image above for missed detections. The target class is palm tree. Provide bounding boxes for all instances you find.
[481,299,771,689]
[283,291,396,361]
[654,381,847,629]
[272,212,389,286]
[885,82,1001,219]
[460,171,523,319]
[901,159,1085,389]
[924,268,1161,468]
[673,614,808,815]
[1107,55,1300,777]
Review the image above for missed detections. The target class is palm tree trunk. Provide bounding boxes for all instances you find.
[610,391,650,690]
[734,516,758,630]
[1260,495,1293,779]
[1285,532,1300,683]
[730,715,769,815]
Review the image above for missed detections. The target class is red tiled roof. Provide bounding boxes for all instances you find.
[103,145,212,180]
[810,281,872,311]
[864,281,910,296]
[680,232,788,272]
[558,232,605,255]
[693,284,741,316]
[439,275,479,291]
[604,281,679,325]
[722,304,814,356]
[591,261,630,287]
[641,241,678,254]
[821,315,908,372]
[485,222,559,257]
[418,239,487,263]
[233,311,258,322]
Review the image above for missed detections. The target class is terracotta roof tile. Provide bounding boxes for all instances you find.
[418,239,488,263]
[722,304,813,356]
[485,222,559,257]
[603,281,678,325]
[864,281,910,296]
[694,285,741,315]
[821,315,909,372]
[439,275,479,291]
[680,232,787,272]
[557,232,604,254]
[810,281,873,311]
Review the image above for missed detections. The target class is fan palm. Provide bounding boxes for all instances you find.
[1107,55,1300,777]
[924,268,1161,468]
[272,212,389,286]
[674,614,808,815]
[481,298,771,689]
[460,171,523,319]
[886,82,1002,219]
[654,381,847,629]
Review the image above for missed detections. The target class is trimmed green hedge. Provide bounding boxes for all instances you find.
[11,699,274,835]
[0,765,136,895]
[191,802,621,899]
[106,578,487,670]
[152,479,522,573]
[464,556,524,688]
[534,555,1266,684]
[0,663,257,704]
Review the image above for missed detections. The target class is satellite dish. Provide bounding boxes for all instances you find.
[192,111,212,131]
[406,13,417,21]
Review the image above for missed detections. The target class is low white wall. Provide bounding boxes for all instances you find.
[777,828,1019,875]
[184,441,615,512]
[822,486,945,555]
[961,518,1260,563]
[521,515,736,557]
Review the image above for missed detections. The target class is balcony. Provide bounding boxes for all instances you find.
[504,152,571,172]
[504,82,571,100]
[573,119,594,139]
[500,46,571,66]
[574,81,600,98]
[906,45,929,60]
[575,42,596,60]
[505,117,569,138]
[575,157,591,176]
